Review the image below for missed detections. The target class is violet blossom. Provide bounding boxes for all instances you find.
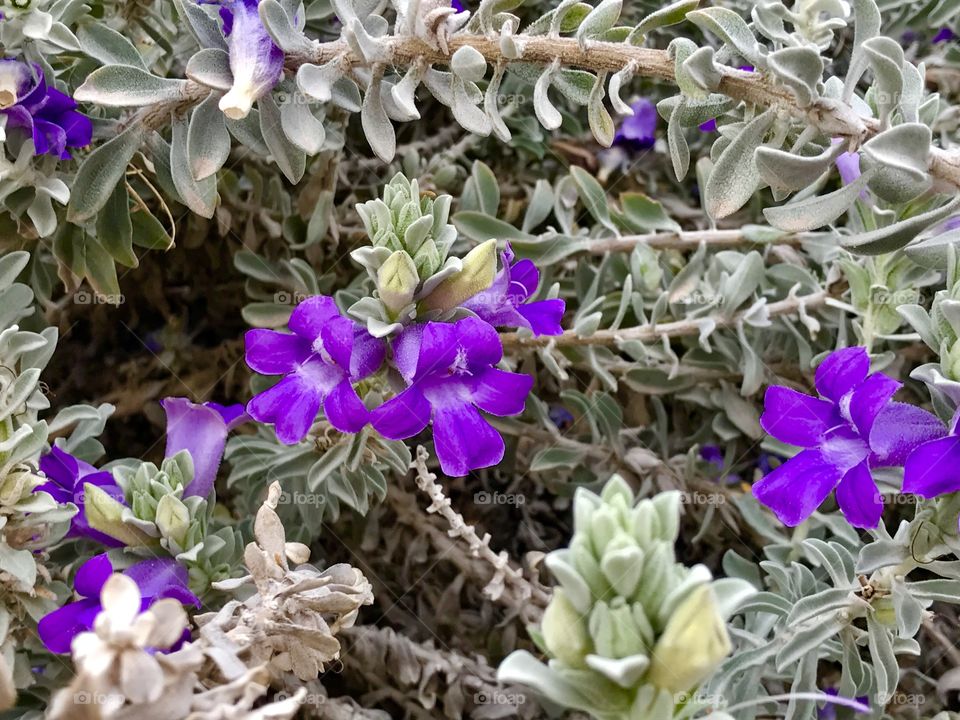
[201,0,284,120]
[933,27,957,44]
[753,347,944,528]
[37,553,200,654]
[614,99,657,150]
[462,244,565,336]
[902,408,960,498]
[0,58,92,158]
[370,317,533,476]
[162,397,248,497]
[36,446,124,547]
[245,295,385,444]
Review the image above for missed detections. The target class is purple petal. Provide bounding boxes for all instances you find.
[453,317,503,371]
[869,402,947,467]
[835,462,884,528]
[205,401,248,429]
[752,448,842,526]
[518,298,565,336]
[903,435,960,498]
[699,119,718,133]
[432,402,505,477]
[245,328,310,375]
[510,258,539,299]
[247,374,323,444]
[38,445,80,493]
[846,372,900,437]
[412,323,459,379]
[815,347,869,402]
[73,554,113,598]
[323,379,370,433]
[836,152,862,186]
[933,27,957,43]
[37,598,102,654]
[471,368,533,416]
[288,295,341,340]
[32,118,66,157]
[370,386,432,440]
[350,328,386,379]
[162,397,238,497]
[760,386,839,447]
[391,324,424,383]
[124,558,200,607]
[615,99,657,147]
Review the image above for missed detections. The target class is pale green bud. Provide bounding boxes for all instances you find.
[377,250,419,316]
[156,494,191,548]
[84,483,154,548]
[419,239,497,313]
[588,504,619,557]
[647,585,732,693]
[541,589,591,668]
[946,338,960,380]
[589,600,647,658]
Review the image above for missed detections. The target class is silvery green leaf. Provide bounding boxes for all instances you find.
[764,169,874,232]
[97,186,137,268]
[548,0,589,35]
[681,46,722,96]
[391,65,422,121]
[892,582,924,638]
[584,654,648,688]
[67,124,145,224]
[843,0,880,98]
[755,141,845,193]
[27,190,59,239]
[522,180,554,232]
[842,196,960,255]
[900,61,923,124]
[588,73,614,147]
[280,93,326,154]
[720,251,763,315]
[571,166,616,233]
[500,17,520,59]
[188,92,231,181]
[259,0,316,53]
[669,37,703,99]
[171,115,218,218]
[225,110,269,155]
[657,93,734,127]
[767,47,823,107]
[862,123,932,203]
[74,65,188,107]
[628,0,700,44]
[260,93,307,181]
[776,614,849,670]
[174,0,228,50]
[867,616,898,704]
[576,0,621,47]
[863,37,904,128]
[705,108,775,219]
[687,7,762,66]
[534,62,562,131]
[906,228,960,269]
[555,70,595,105]
[186,48,233,91]
[0,251,29,286]
[346,17,389,63]
[361,73,396,162]
[450,45,487,83]
[484,65,510,142]
[451,77,492,135]
[297,59,344,102]
[608,61,636,115]
[84,236,122,300]
[78,22,147,69]
[919,93,940,127]
[423,68,454,107]
[468,161,500,216]
[332,76,362,111]
[667,103,690,180]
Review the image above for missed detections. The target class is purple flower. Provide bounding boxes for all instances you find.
[753,347,944,528]
[933,27,957,44]
[162,398,247,497]
[902,407,960,498]
[700,445,741,485]
[0,59,92,159]
[37,554,200,654]
[836,151,861,185]
[450,0,465,10]
[370,317,533,476]
[36,446,124,547]
[699,118,718,133]
[245,295,385,444]
[202,0,284,119]
[819,688,870,720]
[614,99,656,150]
[462,244,564,336]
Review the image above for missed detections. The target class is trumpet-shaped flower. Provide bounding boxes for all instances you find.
[902,408,960,498]
[370,317,533,476]
[37,553,199,654]
[203,0,284,120]
[0,58,92,158]
[162,397,247,497]
[37,446,124,547]
[245,295,385,444]
[753,347,944,528]
[462,245,564,336]
[614,99,657,150]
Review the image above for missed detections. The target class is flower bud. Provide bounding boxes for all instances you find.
[946,337,960,380]
[419,239,497,313]
[647,585,732,693]
[377,250,419,317]
[155,494,191,548]
[541,589,591,668]
[84,483,153,548]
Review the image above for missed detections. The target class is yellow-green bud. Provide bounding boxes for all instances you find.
[419,239,497,313]
[377,250,419,317]
[156,494,191,548]
[542,589,592,668]
[590,600,647,659]
[647,585,732,693]
[84,483,154,548]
